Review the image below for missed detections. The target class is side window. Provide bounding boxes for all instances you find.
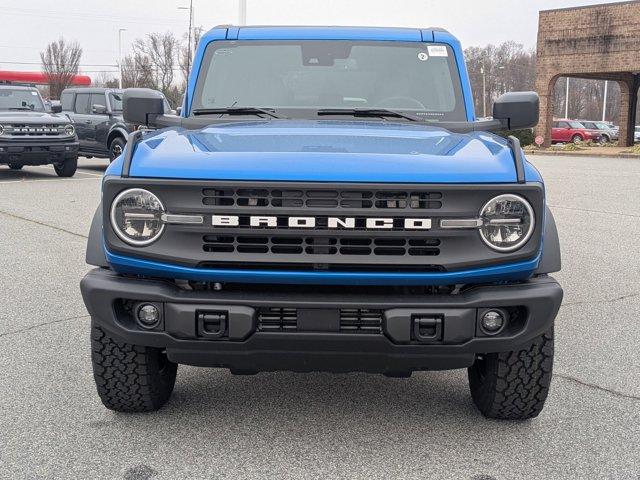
[60,92,74,111]
[90,93,107,112]
[557,121,569,128]
[74,93,90,114]
[552,122,559,128]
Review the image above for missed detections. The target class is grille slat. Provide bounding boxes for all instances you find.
[203,235,440,257]
[203,187,442,210]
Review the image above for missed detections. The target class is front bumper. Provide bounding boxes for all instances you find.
[81,268,563,373]
[0,138,79,165]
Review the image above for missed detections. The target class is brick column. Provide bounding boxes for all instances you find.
[535,74,557,147]
[617,75,637,147]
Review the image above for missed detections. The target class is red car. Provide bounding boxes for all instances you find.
[552,119,602,144]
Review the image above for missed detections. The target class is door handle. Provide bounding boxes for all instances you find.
[86,120,93,124]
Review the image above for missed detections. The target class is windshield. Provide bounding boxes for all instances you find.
[0,88,45,111]
[594,122,609,130]
[191,40,466,121]
[109,92,123,112]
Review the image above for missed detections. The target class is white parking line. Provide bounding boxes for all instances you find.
[29,165,104,178]
[0,176,100,184]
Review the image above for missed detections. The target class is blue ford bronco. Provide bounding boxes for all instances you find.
[80,26,562,419]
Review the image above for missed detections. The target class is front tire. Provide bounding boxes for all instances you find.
[468,328,554,420]
[54,157,78,177]
[571,134,583,144]
[109,137,126,163]
[8,163,23,170]
[91,321,177,412]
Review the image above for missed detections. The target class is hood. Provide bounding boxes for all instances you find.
[119,120,540,183]
[0,110,69,124]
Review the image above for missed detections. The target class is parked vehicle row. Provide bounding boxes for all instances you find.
[551,118,623,144]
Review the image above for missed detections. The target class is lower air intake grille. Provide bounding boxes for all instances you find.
[257,307,297,332]
[339,309,383,333]
[256,308,384,334]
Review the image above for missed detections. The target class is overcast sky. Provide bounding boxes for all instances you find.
[0,0,622,79]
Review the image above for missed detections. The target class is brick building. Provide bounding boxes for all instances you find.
[535,1,640,146]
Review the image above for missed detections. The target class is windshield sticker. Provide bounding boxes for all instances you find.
[31,91,38,95]
[417,52,429,61]
[427,45,448,57]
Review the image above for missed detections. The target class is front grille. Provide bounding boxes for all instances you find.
[203,187,443,210]
[257,307,383,334]
[7,124,64,136]
[103,179,545,274]
[203,235,440,257]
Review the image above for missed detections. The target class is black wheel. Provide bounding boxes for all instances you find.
[91,321,177,413]
[468,328,554,420]
[599,134,610,144]
[53,157,78,177]
[571,134,583,144]
[8,163,23,170]
[109,137,126,163]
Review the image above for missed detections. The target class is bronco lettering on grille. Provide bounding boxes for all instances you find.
[211,215,432,230]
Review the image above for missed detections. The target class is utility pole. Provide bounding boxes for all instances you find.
[239,0,247,25]
[118,28,126,89]
[565,77,570,119]
[179,0,194,74]
[602,80,608,122]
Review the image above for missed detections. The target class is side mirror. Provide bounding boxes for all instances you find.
[176,106,182,116]
[123,88,165,126]
[92,104,108,115]
[493,92,539,130]
[51,104,62,114]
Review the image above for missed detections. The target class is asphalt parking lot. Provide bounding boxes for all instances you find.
[1,156,639,479]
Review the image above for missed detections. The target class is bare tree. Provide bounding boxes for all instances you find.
[465,42,536,117]
[40,37,82,99]
[133,32,178,95]
[94,72,119,89]
[179,26,204,84]
[121,53,155,89]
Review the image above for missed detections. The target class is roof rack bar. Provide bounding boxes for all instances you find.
[507,135,526,184]
[121,129,144,178]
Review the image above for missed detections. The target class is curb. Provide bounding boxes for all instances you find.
[524,150,640,159]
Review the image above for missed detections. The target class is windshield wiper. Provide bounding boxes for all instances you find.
[8,107,34,111]
[192,107,287,119]
[317,108,423,122]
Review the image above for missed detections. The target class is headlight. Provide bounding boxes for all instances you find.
[110,188,165,246]
[64,124,75,136]
[0,124,4,135]
[479,194,535,252]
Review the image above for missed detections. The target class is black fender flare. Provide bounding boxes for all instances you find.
[86,203,108,267]
[536,206,561,274]
[106,126,129,149]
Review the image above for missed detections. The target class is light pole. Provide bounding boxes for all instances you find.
[179,0,194,75]
[564,77,570,119]
[481,64,486,118]
[239,0,247,25]
[118,28,126,89]
[602,80,608,122]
